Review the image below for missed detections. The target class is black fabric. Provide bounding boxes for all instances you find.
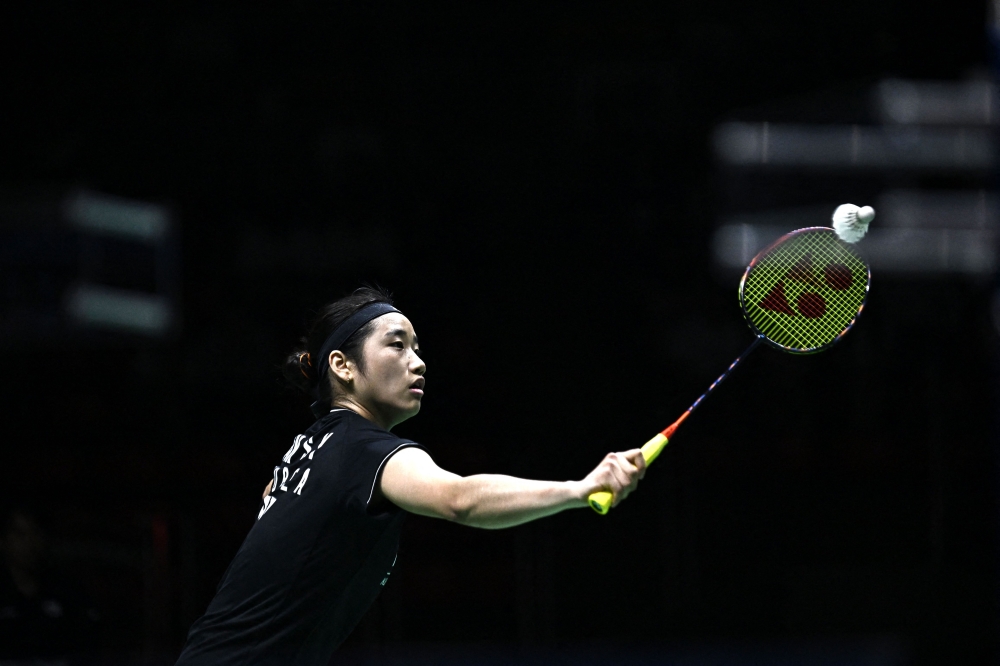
[176,409,424,666]
[316,303,400,384]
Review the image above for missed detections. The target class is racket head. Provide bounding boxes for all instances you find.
[739,227,870,354]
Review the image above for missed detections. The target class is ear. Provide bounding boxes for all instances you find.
[328,350,353,384]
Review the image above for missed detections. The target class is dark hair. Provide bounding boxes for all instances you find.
[283,286,395,409]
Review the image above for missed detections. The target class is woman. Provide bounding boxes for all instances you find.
[175,287,645,666]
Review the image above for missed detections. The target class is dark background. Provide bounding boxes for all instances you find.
[0,2,996,664]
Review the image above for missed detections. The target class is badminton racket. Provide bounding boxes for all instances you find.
[590,226,871,514]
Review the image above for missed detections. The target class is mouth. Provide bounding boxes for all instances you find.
[409,377,425,395]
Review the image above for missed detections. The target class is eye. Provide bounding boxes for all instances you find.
[391,341,404,349]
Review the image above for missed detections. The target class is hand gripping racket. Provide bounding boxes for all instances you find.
[589,227,871,514]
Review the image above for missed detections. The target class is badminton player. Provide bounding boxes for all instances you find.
[175,287,645,666]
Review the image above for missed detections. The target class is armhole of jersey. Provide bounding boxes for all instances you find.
[366,442,419,509]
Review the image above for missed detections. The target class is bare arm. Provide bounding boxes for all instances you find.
[379,447,645,529]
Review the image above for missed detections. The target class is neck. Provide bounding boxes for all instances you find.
[332,397,392,431]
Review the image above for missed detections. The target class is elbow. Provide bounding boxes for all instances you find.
[440,477,505,529]
[443,481,475,525]
[445,491,506,529]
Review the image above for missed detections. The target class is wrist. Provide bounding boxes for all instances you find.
[564,480,590,508]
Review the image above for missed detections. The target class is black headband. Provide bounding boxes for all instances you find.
[310,302,400,417]
[317,302,400,378]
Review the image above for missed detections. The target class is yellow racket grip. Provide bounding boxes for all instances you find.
[640,432,669,465]
[588,432,669,515]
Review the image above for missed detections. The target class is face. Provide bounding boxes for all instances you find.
[338,313,425,430]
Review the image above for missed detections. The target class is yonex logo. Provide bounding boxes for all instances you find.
[742,229,868,352]
[758,253,853,319]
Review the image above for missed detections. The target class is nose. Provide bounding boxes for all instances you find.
[410,350,426,376]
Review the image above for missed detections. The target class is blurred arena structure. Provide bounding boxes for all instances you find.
[714,190,997,275]
[708,74,997,664]
[0,188,179,341]
[712,77,997,278]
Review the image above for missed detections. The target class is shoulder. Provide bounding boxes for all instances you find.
[307,409,421,463]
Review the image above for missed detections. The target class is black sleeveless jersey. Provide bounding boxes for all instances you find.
[176,409,424,666]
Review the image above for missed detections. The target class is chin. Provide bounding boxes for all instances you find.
[390,401,421,427]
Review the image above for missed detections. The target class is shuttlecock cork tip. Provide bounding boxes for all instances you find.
[832,203,874,244]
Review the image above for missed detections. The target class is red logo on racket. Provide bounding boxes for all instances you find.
[759,253,852,319]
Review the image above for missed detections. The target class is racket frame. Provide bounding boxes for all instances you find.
[738,227,871,355]
[589,226,872,515]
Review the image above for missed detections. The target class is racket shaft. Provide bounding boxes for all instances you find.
[587,339,761,516]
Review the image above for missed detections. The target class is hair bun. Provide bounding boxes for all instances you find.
[283,346,316,395]
[297,352,313,379]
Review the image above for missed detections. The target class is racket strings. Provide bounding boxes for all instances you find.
[741,229,868,352]
[748,252,863,346]
[749,276,857,347]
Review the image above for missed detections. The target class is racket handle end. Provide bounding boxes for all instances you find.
[588,491,613,515]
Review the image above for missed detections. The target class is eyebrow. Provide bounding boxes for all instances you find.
[384,329,420,346]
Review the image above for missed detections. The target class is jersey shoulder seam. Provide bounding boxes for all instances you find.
[366,442,420,507]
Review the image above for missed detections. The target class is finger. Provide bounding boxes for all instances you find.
[623,448,647,478]
[611,453,644,505]
[609,454,633,489]
[619,449,646,479]
[596,461,624,505]
[603,471,626,506]
[615,481,635,505]
[614,452,642,489]
[606,457,634,506]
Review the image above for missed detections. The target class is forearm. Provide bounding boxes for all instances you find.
[449,474,586,529]
[379,447,638,529]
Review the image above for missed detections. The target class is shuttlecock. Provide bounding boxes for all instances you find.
[832,204,874,243]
